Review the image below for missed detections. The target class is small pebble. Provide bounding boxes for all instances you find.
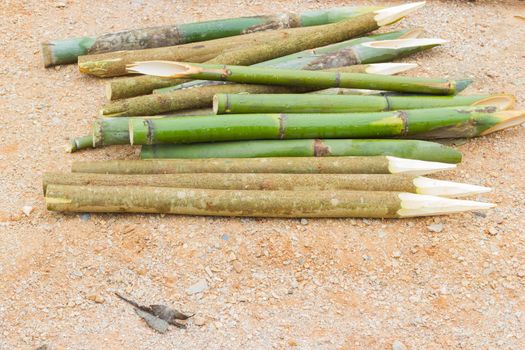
[187,279,208,295]
[392,250,401,258]
[86,294,105,304]
[232,260,243,273]
[193,316,206,326]
[300,218,308,225]
[427,223,444,233]
[80,213,91,221]
[22,206,33,216]
[392,340,407,350]
[487,227,498,236]
[221,234,229,241]
[517,269,525,278]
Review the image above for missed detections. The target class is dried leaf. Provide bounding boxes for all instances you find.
[135,308,169,333]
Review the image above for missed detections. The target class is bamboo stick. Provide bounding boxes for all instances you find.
[127,107,525,146]
[78,3,424,77]
[139,139,463,164]
[128,61,471,96]
[70,156,456,176]
[102,63,416,117]
[45,185,494,218]
[110,28,421,99]
[42,172,490,198]
[213,94,516,114]
[42,6,382,67]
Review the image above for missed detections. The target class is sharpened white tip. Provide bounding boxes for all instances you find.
[374,2,426,26]
[126,61,191,77]
[386,156,456,176]
[361,38,447,49]
[414,177,491,198]
[397,192,495,217]
[365,63,418,75]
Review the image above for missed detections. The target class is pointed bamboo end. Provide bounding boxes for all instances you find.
[361,38,447,50]
[472,94,516,111]
[414,177,491,198]
[455,79,473,93]
[480,110,525,136]
[374,2,426,26]
[365,63,418,75]
[105,83,113,101]
[399,27,425,39]
[41,42,56,68]
[397,192,495,217]
[126,61,200,78]
[386,156,456,176]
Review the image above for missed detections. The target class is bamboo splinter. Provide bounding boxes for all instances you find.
[45,185,495,218]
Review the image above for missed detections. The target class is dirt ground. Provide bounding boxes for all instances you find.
[1,0,524,349]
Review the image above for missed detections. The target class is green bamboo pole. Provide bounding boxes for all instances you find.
[45,185,494,218]
[111,28,420,99]
[128,107,525,146]
[139,139,463,164]
[70,156,456,176]
[42,6,382,67]
[128,61,471,96]
[42,172,490,198]
[213,94,516,114]
[102,64,416,117]
[78,3,424,77]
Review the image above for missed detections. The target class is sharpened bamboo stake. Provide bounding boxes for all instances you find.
[212,94,515,114]
[45,185,494,218]
[79,3,425,77]
[42,172,490,198]
[139,139,463,164]
[70,156,456,176]
[42,6,383,67]
[127,107,525,146]
[127,61,471,96]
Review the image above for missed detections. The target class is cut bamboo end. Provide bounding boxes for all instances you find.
[365,63,418,75]
[127,61,202,78]
[386,156,456,176]
[105,83,113,100]
[374,2,426,26]
[399,27,425,39]
[397,192,495,217]
[455,79,473,93]
[472,94,516,111]
[480,110,525,135]
[414,177,491,198]
[129,119,135,145]
[361,38,447,49]
[41,42,55,68]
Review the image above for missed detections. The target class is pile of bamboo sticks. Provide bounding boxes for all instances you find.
[41,2,523,218]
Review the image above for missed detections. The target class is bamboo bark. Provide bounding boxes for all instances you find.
[78,12,379,77]
[42,6,381,67]
[107,28,413,99]
[43,172,419,194]
[46,185,404,218]
[129,61,470,96]
[102,65,376,117]
[128,106,519,146]
[139,139,463,164]
[213,94,495,114]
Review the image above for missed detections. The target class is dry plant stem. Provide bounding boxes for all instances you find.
[45,185,493,218]
[139,139,462,164]
[102,65,382,116]
[71,156,455,176]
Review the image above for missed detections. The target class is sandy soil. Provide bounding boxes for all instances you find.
[1,0,524,349]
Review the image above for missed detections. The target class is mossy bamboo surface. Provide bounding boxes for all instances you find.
[139,139,463,164]
[128,61,471,96]
[71,156,453,175]
[128,106,523,146]
[43,6,381,67]
[109,28,414,99]
[213,94,506,114]
[43,172,421,194]
[79,12,381,78]
[102,65,382,117]
[45,185,493,218]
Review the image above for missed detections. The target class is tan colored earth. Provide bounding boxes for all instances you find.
[1,0,524,349]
